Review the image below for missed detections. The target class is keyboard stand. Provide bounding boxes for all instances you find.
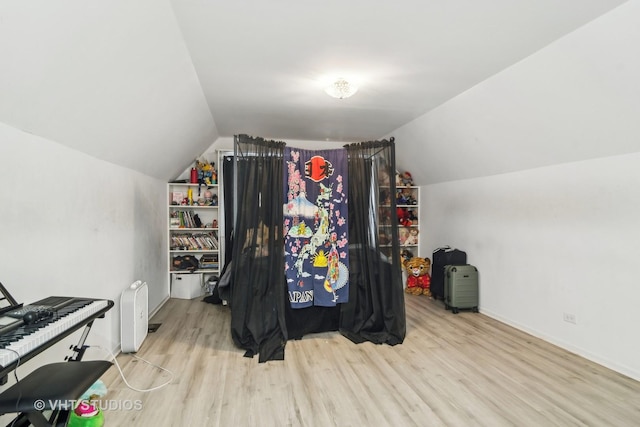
[0,318,112,426]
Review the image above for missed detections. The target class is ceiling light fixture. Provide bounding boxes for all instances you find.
[324,78,358,99]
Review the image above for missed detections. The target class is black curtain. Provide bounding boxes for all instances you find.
[229,135,287,362]
[222,155,235,267]
[339,138,405,345]
[229,135,405,362]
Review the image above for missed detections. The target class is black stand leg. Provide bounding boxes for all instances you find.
[66,320,95,362]
[6,412,29,427]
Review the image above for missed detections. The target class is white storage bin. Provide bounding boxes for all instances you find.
[171,273,203,299]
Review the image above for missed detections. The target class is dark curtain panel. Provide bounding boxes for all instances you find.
[203,156,235,306]
[229,135,287,362]
[339,138,406,345]
[221,155,235,269]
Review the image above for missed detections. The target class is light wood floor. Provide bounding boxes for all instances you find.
[99,296,640,427]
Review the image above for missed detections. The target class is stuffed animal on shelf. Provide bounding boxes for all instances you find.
[396,189,408,206]
[403,228,419,246]
[407,209,418,225]
[380,209,392,225]
[378,168,391,186]
[404,256,431,296]
[378,231,391,246]
[401,171,414,186]
[398,227,410,245]
[243,221,279,257]
[395,171,403,186]
[196,159,217,186]
[379,189,392,206]
[399,249,414,265]
[401,188,417,205]
[397,207,412,227]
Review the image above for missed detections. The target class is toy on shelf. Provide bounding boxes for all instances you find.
[396,189,417,206]
[403,228,419,246]
[404,256,431,296]
[399,249,414,265]
[196,158,217,186]
[379,208,392,225]
[398,227,409,245]
[396,189,409,205]
[202,191,218,206]
[400,171,414,186]
[395,171,403,186]
[397,207,412,227]
[379,189,392,206]
[405,189,417,205]
[407,209,418,225]
[378,168,391,186]
[378,231,391,246]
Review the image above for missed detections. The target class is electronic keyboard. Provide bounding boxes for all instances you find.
[0,296,114,377]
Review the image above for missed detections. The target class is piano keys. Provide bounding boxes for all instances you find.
[0,296,114,378]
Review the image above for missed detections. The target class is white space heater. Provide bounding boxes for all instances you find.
[120,280,148,353]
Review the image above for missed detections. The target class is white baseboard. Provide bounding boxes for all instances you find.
[480,308,640,382]
[149,295,170,319]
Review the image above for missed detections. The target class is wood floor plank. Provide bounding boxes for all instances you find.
[98,295,640,426]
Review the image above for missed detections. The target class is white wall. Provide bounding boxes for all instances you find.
[422,153,640,380]
[393,1,640,186]
[0,0,218,181]
[0,122,168,392]
[390,2,640,381]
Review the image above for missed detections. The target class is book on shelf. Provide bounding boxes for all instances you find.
[171,192,184,204]
[198,264,219,270]
[170,232,219,250]
[171,210,210,229]
[199,253,219,269]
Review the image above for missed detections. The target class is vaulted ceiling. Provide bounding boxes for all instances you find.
[0,0,629,181]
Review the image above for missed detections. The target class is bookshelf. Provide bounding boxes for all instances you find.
[168,182,220,299]
[379,185,420,259]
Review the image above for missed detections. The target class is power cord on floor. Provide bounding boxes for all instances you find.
[90,345,174,392]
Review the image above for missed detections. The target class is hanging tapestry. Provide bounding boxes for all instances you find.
[283,147,349,308]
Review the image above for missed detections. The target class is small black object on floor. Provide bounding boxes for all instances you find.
[148,323,162,333]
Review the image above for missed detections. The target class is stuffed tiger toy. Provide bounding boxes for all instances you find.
[403,256,431,297]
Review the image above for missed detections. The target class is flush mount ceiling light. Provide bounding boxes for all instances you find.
[324,78,358,99]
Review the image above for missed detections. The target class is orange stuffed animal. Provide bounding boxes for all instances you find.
[404,256,431,296]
